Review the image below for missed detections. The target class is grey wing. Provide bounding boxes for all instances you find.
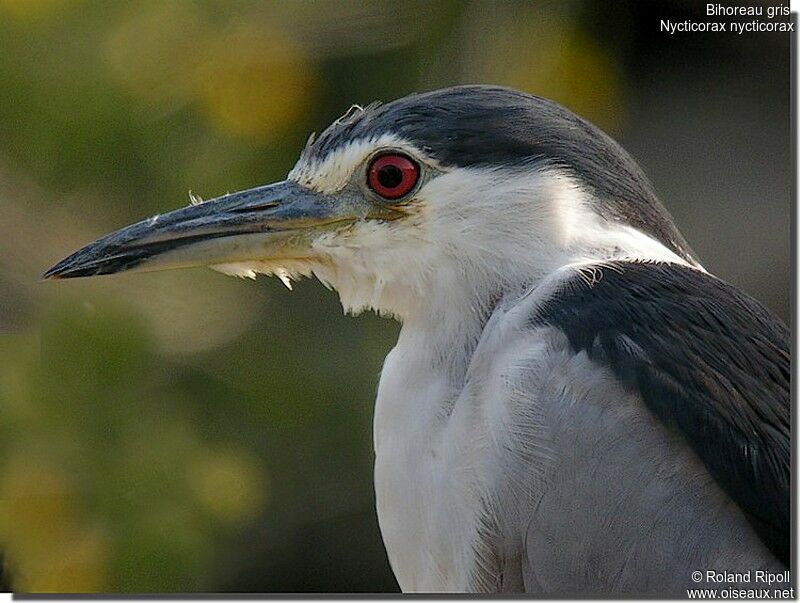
[473,261,788,594]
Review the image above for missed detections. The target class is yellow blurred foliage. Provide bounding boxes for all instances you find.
[104,1,208,110]
[197,25,315,142]
[507,28,623,132]
[104,4,315,142]
[0,456,108,592]
[0,305,273,592]
[0,0,67,20]
[467,5,624,131]
[0,334,40,428]
[188,448,268,523]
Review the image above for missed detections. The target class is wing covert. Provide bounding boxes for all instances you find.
[529,260,790,564]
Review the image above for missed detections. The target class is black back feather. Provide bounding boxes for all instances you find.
[530,261,790,564]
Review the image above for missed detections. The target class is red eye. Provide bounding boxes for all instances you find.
[367,154,419,200]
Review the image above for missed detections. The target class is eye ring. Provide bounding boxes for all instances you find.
[367,153,419,200]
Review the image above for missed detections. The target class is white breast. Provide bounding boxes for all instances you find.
[371,291,554,592]
[373,331,487,592]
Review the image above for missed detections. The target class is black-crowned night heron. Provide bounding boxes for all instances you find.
[45,85,789,595]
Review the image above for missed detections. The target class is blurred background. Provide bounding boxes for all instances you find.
[0,0,791,593]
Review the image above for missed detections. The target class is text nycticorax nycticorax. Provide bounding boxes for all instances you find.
[45,85,789,595]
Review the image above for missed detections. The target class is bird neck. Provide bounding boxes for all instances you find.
[395,263,546,385]
[392,221,695,386]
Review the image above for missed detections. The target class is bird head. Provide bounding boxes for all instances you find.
[44,86,697,320]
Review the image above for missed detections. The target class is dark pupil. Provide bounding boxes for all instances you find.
[377,164,403,189]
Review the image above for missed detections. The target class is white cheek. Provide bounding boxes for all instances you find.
[309,218,436,316]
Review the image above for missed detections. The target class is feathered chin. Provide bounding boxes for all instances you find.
[210,260,318,290]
